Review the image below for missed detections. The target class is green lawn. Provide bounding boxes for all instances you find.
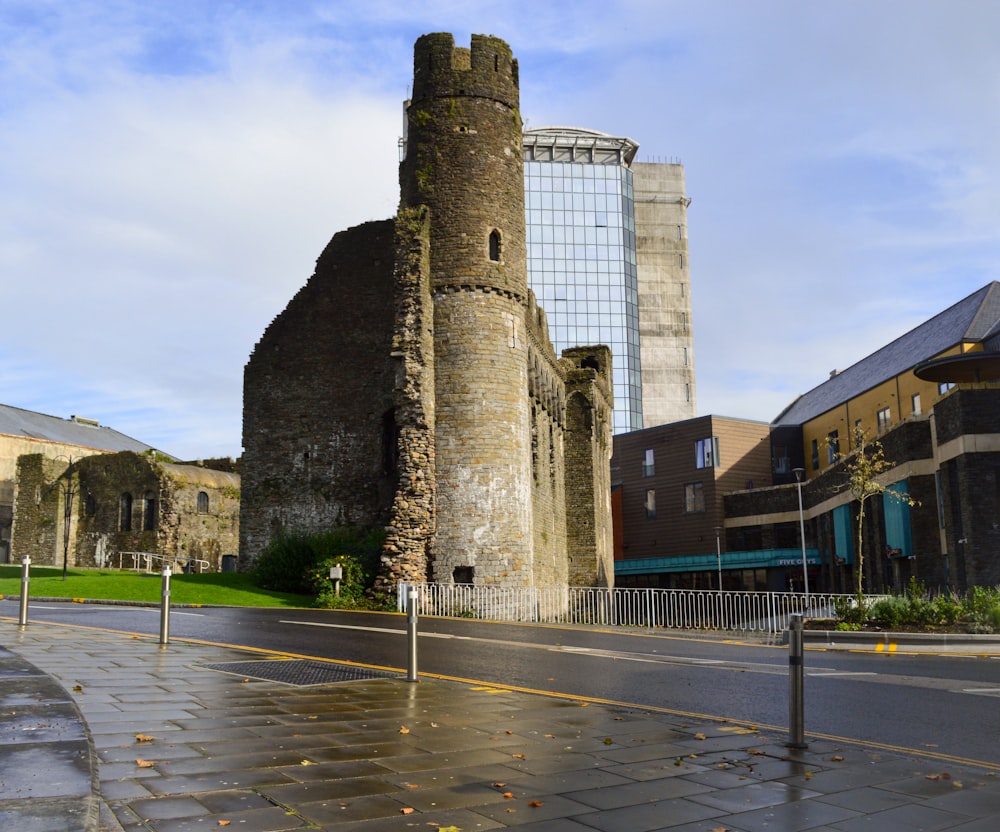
[0,566,311,608]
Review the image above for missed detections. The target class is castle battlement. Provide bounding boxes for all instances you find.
[411,33,519,109]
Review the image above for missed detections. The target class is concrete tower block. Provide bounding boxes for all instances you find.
[400,33,533,585]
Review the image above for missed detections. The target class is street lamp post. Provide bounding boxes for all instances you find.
[714,525,723,628]
[793,468,810,611]
[714,526,723,595]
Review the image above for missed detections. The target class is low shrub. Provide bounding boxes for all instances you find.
[255,526,388,606]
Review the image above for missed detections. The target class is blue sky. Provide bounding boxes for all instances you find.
[3,1,1000,459]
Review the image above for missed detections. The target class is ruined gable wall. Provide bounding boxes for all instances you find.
[562,346,615,586]
[240,220,397,568]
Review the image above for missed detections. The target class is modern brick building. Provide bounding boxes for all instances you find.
[613,282,1000,594]
[241,34,614,591]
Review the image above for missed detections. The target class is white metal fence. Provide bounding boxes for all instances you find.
[112,551,210,574]
[397,583,877,633]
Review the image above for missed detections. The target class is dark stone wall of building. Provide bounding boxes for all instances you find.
[240,220,397,568]
[934,388,1000,443]
[563,347,614,586]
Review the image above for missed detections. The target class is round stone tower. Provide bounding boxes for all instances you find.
[400,33,533,585]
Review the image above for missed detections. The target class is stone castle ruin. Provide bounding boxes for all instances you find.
[240,33,614,591]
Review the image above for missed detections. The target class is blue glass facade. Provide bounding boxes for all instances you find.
[525,158,642,434]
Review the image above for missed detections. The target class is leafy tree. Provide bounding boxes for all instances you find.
[841,428,918,613]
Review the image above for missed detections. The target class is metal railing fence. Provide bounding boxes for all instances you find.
[397,583,882,633]
[112,551,210,574]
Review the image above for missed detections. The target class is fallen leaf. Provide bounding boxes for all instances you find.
[528,801,544,807]
[299,760,316,766]
[512,754,525,760]
[544,733,556,739]
[401,807,415,815]
[505,730,513,735]
[804,771,813,780]
[436,826,462,832]
[241,679,249,683]
[953,781,964,789]
[135,759,155,768]
[217,822,231,828]
[72,685,83,692]
[603,738,614,745]
[505,808,516,813]
[747,749,766,756]
[831,755,844,762]
[400,726,411,734]
[430,722,439,728]
[710,827,730,832]
[694,733,707,740]
[491,782,506,788]
[503,792,514,799]
[135,734,155,743]
[405,782,420,789]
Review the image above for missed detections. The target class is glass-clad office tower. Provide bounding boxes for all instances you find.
[524,128,643,434]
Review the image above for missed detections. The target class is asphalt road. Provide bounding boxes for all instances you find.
[4,599,1000,768]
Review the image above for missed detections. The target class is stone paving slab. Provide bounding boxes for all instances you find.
[3,622,1000,831]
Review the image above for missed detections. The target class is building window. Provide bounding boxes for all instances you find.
[120,493,133,532]
[682,347,689,366]
[684,482,705,513]
[827,430,840,464]
[811,439,819,470]
[678,253,684,269]
[197,491,209,513]
[644,489,656,518]
[877,407,892,434]
[84,493,96,517]
[143,491,157,531]
[489,229,501,262]
[677,224,683,240]
[911,393,921,416]
[695,437,719,469]
[642,449,655,477]
[938,381,955,395]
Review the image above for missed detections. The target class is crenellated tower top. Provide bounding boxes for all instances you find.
[410,33,519,110]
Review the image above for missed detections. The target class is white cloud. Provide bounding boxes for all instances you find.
[3,1,1000,454]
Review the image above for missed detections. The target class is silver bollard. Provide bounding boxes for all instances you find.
[159,566,171,645]
[18,556,30,627]
[406,583,419,682]
[786,613,807,748]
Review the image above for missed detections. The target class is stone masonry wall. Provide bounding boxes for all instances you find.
[375,207,436,592]
[563,346,615,586]
[401,33,534,586]
[240,221,397,568]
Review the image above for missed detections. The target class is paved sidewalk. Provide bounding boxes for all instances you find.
[3,622,1000,831]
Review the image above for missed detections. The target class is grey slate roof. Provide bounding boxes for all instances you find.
[773,282,1000,427]
[0,403,161,454]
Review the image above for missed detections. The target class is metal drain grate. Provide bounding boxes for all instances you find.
[200,660,400,686]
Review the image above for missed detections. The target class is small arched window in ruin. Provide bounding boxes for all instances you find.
[143,491,157,531]
[489,229,501,262]
[580,355,600,371]
[120,493,133,531]
[197,491,209,514]
[85,493,96,517]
